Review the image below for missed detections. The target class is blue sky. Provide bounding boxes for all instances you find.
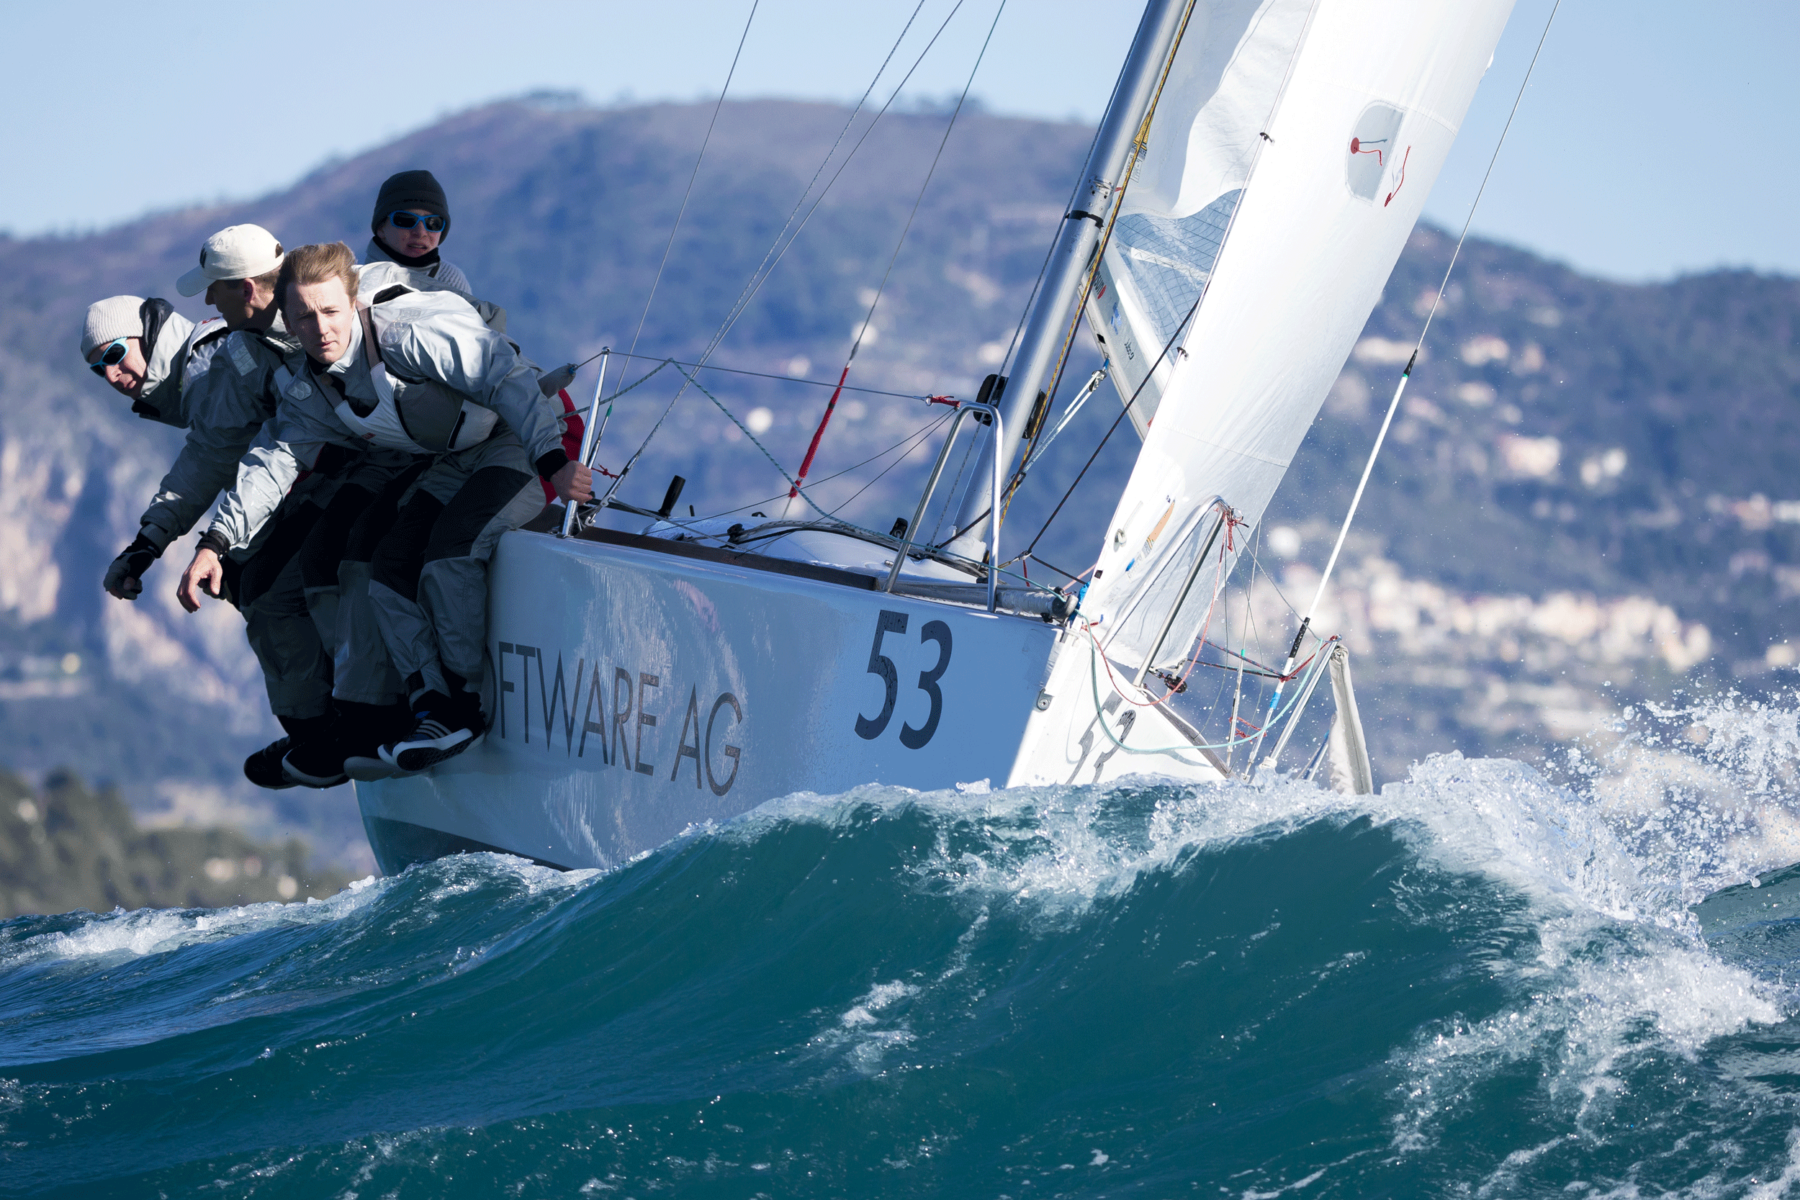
[5,1,1793,281]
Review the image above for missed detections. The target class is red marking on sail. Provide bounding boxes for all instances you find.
[1384,146,1412,207]
[1350,136,1386,166]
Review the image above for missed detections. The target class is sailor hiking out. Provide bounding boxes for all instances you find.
[82,225,341,788]
[80,294,193,432]
[182,241,592,783]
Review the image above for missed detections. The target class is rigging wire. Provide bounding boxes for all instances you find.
[621,0,760,368]
[698,1,931,370]
[1016,282,1204,564]
[789,0,1005,504]
[598,0,974,510]
[577,348,950,402]
[1252,0,1564,768]
[696,1,972,371]
[999,0,1206,512]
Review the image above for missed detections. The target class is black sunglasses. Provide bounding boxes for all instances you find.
[388,211,447,233]
[89,338,129,375]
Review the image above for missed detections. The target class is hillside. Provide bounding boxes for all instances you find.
[1,95,1795,864]
[0,767,351,918]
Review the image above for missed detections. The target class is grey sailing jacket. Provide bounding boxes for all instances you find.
[131,312,199,428]
[206,288,566,552]
[135,318,297,552]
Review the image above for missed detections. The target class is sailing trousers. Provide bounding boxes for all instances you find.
[367,432,546,706]
[296,457,430,707]
[227,478,336,721]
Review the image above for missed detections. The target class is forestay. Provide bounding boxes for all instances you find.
[1079,0,1514,672]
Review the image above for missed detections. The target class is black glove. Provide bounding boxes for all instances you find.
[104,534,162,600]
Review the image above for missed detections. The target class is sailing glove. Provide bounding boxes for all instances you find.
[104,534,162,600]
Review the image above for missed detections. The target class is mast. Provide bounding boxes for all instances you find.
[948,0,1191,546]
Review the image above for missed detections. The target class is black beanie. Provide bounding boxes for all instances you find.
[372,170,451,239]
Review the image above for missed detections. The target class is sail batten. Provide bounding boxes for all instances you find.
[1078,0,1516,673]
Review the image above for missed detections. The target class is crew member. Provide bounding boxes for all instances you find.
[364,170,472,295]
[80,292,197,428]
[183,242,590,780]
[85,225,335,789]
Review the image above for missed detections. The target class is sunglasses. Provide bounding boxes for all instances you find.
[88,337,129,375]
[387,211,446,233]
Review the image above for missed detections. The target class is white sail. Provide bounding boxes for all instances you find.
[1078,0,1514,672]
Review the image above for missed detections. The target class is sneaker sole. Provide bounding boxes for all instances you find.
[344,755,400,782]
[381,728,482,774]
[281,752,349,789]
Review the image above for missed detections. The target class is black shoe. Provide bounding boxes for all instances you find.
[282,736,350,788]
[245,737,298,790]
[343,702,414,782]
[379,691,486,774]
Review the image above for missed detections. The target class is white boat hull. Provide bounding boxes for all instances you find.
[358,528,1060,870]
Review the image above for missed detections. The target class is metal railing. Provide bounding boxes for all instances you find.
[885,402,1003,613]
[559,350,612,539]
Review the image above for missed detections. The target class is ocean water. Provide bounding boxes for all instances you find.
[7,700,1800,1197]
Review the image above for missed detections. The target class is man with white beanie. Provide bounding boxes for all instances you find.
[80,295,194,418]
[83,223,338,790]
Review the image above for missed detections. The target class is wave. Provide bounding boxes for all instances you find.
[5,696,1800,1197]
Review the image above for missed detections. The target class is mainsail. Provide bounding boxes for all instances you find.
[1078,0,1515,672]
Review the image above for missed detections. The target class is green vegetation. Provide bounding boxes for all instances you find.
[0,767,351,919]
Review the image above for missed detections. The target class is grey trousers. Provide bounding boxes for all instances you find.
[367,432,546,704]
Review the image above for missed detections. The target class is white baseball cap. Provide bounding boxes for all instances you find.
[176,224,285,296]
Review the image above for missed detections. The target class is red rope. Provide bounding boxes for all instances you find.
[789,363,851,499]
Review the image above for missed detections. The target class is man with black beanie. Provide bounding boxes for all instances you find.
[365,169,472,295]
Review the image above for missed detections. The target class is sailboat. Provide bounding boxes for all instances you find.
[356,0,1516,874]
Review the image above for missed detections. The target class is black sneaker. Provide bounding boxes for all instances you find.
[282,735,350,788]
[379,692,486,774]
[344,702,414,782]
[245,737,298,790]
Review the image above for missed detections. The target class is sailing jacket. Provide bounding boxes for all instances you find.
[204,287,569,553]
[134,318,298,553]
[364,237,472,297]
[130,309,198,428]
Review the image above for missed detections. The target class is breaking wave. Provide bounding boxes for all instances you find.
[6,694,1800,1197]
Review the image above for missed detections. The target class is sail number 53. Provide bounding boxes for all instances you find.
[854,610,952,748]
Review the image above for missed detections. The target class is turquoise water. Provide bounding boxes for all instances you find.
[6,703,1800,1197]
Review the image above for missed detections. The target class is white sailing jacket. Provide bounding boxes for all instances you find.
[364,237,472,297]
[206,287,568,552]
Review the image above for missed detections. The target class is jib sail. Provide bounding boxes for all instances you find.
[1079,0,1514,673]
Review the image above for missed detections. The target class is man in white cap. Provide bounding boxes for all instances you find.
[85,223,339,790]
[97,225,289,597]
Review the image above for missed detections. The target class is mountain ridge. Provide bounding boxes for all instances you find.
[2,95,1794,866]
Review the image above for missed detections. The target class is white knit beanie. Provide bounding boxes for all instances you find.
[81,296,145,358]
